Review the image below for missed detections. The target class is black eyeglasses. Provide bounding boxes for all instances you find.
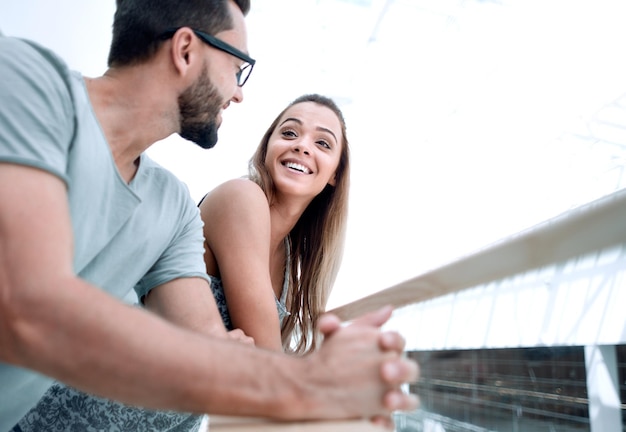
[159,27,255,87]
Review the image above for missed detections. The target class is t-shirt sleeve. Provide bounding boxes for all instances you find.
[0,37,75,183]
[133,183,211,299]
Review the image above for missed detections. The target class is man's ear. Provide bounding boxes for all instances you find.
[170,27,199,78]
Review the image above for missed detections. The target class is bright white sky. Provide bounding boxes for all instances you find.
[2,0,625,309]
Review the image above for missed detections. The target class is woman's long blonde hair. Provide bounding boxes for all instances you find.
[248,94,351,354]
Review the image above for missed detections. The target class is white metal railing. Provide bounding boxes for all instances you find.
[328,187,626,322]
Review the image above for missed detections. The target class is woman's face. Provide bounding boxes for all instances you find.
[264,102,343,201]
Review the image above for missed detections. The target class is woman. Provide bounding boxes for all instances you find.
[200,93,350,353]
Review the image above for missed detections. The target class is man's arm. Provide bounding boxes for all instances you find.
[0,163,418,420]
[144,277,253,345]
[0,163,250,412]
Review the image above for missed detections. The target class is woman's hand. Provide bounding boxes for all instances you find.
[227,328,255,346]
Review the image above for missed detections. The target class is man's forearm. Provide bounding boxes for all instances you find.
[4,270,415,421]
[4,276,296,417]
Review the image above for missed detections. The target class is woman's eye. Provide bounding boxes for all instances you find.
[281,130,297,138]
[317,140,331,149]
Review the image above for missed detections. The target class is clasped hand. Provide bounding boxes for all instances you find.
[315,305,420,429]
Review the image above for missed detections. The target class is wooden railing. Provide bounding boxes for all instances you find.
[206,187,626,430]
[207,416,386,431]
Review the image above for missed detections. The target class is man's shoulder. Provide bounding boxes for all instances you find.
[138,154,196,203]
[140,154,185,184]
[0,36,70,76]
[0,35,77,116]
[0,36,78,183]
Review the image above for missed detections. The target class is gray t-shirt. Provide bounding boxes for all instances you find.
[0,36,210,431]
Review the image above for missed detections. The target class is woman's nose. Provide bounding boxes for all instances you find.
[292,140,311,155]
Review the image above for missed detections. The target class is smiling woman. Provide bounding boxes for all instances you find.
[194,93,350,354]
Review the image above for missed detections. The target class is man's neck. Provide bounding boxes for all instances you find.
[84,68,178,182]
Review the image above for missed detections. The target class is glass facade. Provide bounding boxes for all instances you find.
[393,346,626,431]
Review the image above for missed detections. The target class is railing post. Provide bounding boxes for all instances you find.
[584,345,621,432]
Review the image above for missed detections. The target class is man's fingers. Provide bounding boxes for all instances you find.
[350,305,393,328]
[370,388,420,430]
[381,357,419,386]
[318,306,395,339]
[316,313,342,337]
[370,415,394,430]
[383,389,420,412]
[379,331,406,353]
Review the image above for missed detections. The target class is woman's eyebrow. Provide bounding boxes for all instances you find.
[316,126,337,143]
[279,117,302,127]
[279,117,338,143]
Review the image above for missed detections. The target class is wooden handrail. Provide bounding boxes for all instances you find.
[329,187,626,321]
[207,416,386,431]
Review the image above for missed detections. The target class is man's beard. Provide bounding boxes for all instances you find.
[178,65,222,149]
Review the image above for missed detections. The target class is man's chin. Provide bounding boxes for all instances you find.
[181,124,219,150]
[193,133,218,149]
[195,136,218,150]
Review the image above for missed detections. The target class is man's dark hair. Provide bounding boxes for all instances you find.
[108,0,251,67]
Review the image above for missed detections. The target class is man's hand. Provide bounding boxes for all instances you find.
[318,305,412,359]
[317,306,419,429]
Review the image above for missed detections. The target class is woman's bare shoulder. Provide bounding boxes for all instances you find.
[200,178,269,219]
[200,178,271,246]
[216,178,263,194]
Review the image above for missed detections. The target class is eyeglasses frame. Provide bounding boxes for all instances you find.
[159,27,256,87]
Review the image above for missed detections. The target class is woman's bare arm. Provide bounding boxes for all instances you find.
[199,178,284,351]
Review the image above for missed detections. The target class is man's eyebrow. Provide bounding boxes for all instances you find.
[279,118,338,143]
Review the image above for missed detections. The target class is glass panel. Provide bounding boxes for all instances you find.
[619,345,626,429]
[394,346,617,432]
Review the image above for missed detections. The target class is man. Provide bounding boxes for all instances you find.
[0,0,418,430]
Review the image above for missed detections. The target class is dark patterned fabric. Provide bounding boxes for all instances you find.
[12,384,202,432]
